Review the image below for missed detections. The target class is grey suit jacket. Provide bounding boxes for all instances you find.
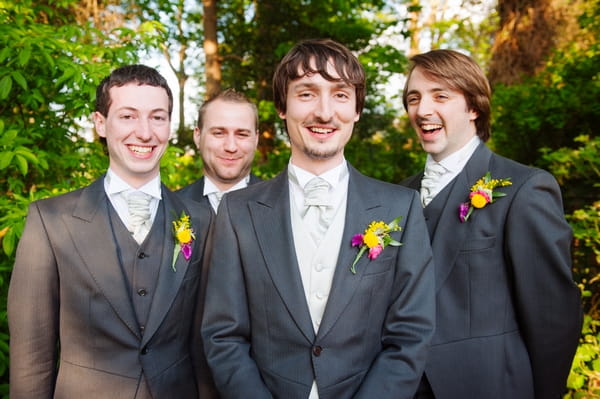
[201,164,435,399]
[8,177,214,399]
[402,144,582,399]
[177,174,263,211]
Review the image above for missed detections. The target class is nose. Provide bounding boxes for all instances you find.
[136,119,152,141]
[314,96,334,122]
[223,132,237,152]
[416,96,434,117]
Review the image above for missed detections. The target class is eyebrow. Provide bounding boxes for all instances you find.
[292,81,354,90]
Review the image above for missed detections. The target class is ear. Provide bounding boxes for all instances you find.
[93,112,106,138]
[192,126,201,149]
[354,112,361,122]
[469,109,478,122]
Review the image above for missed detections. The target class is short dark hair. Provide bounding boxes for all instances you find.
[196,88,258,132]
[273,38,366,115]
[402,49,492,142]
[95,64,173,118]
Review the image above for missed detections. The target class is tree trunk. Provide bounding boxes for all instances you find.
[203,0,220,99]
[488,0,559,85]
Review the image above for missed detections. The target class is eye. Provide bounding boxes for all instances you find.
[120,113,135,120]
[334,92,350,100]
[237,131,251,138]
[406,96,420,105]
[212,130,225,137]
[435,93,449,101]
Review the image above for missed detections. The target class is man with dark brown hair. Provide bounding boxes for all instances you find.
[201,38,435,399]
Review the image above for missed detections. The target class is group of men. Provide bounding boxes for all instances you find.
[8,38,582,399]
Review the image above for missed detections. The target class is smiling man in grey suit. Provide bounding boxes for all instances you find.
[8,65,213,398]
[178,89,261,214]
[201,39,435,399]
[401,49,581,399]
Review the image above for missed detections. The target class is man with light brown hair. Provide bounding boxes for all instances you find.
[178,89,261,213]
[401,49,581,399]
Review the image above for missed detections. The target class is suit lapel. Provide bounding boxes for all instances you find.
[250,171,316,342]
[317,167,389,340]
[142,186,206,345]
[70,178,140,338]
[430,144,493,292]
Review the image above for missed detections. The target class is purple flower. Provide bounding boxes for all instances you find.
[181,243,192,260]
[368,245,383,260]
[458,202,470,223]
[351,234,364,247]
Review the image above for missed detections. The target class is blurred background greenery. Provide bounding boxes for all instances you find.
[0,0,598,397]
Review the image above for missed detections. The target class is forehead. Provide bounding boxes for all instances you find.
[203,100,255,127]
[108,83,169,109]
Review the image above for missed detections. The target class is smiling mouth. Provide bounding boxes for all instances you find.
[128,145,153,154]
[420,123,443,134]
[309,127,334,135]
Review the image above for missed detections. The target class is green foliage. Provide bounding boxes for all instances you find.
[543,136,600,398]
[490,3,600,169]
[565,315,600,398]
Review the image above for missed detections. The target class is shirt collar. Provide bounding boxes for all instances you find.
[289,159,348,190]
[105,168,162,200]
[427,136,481,173]
[203,174,251,197]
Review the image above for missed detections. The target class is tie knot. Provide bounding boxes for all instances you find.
[304,177,330,207]
[424,162,446,177]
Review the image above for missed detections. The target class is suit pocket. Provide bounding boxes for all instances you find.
[362,254,394,276]
[460,236,496,252]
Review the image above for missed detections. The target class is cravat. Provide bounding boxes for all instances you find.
[209,191,225,213]
[303,177,332,244]
[420,162,447,207]
[126,191,152,244]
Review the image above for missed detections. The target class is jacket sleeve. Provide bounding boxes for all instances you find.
[8,202,59,399]
[506,170,582,399]
[200,198,273,399]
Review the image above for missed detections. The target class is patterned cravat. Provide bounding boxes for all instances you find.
[303,177,332,244]
[126,191,152,244]
[420,162,447,207]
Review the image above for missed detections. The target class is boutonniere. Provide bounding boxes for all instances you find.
[171,211,195,271]
[459,172,512,222]
[350,217,402,274]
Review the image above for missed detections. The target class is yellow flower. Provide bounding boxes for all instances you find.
[176,229,192,244]
[363,231,379,248]
[471,193,488,209]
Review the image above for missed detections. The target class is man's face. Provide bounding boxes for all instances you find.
[94,83,170,188]
[405,66,478,162]
[193,99,258,191]
[279,59,360,173]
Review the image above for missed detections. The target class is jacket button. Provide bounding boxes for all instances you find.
[137,289,147,296]
[141,346,149,355]
[313,346,322,356]
[138,252,146,259]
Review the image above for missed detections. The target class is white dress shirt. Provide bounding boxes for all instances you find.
[104,169,162,230]
[203,175,250,213]
[422,136,481,199]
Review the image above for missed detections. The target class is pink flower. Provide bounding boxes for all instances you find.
[459,202,470,223]
[368,245,383,260]
[351,234,364,247]
[181,243,192,260]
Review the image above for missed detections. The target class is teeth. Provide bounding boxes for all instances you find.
[129,145,152,154]
[310,127,333,134]
[421,124,443,131]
